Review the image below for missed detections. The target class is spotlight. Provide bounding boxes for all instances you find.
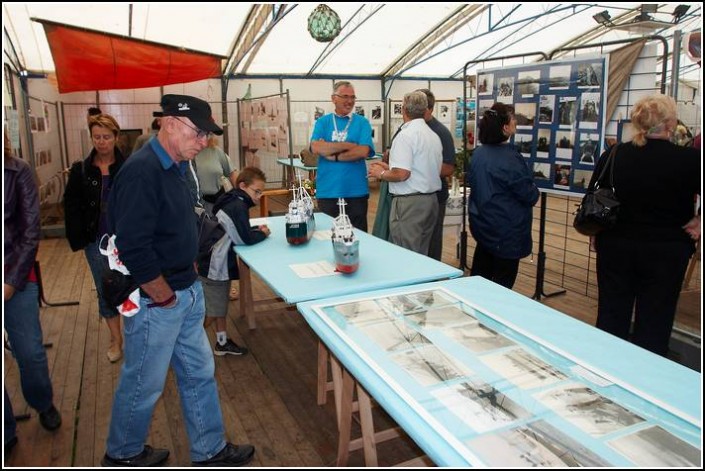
[592,10,612,26]
[640,4,658,13]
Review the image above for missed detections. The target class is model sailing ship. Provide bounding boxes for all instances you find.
[285,173,316,245]
[331,198,359,273]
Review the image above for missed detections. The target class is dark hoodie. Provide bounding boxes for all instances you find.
[197,188,267,280]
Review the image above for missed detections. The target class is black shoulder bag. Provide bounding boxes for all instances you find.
[573,144,621,236]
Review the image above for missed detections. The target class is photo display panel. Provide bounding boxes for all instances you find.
[310,286,701,467]
[476,57,608,196]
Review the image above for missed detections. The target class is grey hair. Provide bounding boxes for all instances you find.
[416,88,435,110]
[403,91,428,119]
[333,81,353,93]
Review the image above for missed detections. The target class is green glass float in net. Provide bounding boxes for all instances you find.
[307,4,341,43]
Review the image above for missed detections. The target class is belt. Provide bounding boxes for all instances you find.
[391,192,436,198]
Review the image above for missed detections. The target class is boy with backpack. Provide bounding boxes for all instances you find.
[197,167,271,355]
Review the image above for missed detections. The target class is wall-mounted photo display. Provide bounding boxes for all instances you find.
[475,56,607,196]
[391,101,403,118]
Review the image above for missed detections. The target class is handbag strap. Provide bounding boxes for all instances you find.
[595,143,619,192]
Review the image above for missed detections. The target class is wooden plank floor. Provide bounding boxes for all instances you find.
[4,187,700,467]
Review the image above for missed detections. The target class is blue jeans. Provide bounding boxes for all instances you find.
[3,282,54,443]
[84,241,118,319]
[105,281,226,461]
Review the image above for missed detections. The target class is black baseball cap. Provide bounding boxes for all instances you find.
[158,94,223,135]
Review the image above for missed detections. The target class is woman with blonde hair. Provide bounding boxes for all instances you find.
[589,94,700,356]
[64,113,126,362]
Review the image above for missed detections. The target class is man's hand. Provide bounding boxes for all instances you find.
[4,283,16,301]
[259,225,271,237]
[683,215,701,241]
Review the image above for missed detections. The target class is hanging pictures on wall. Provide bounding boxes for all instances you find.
[476,56,608,196]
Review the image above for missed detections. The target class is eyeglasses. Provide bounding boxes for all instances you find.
[334,94,356,101]
[174,117,211,140]
[252,188,263,196]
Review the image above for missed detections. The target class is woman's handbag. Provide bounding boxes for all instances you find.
[573,144,621,236]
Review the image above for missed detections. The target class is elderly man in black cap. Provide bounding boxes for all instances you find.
[102,95,255,467]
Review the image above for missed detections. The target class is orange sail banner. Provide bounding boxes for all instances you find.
[40,21,223,93]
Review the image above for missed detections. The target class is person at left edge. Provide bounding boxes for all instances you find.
[102,94,255,467]
[310,81,375,231]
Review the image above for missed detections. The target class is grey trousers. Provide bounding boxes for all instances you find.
[389,193,438,256]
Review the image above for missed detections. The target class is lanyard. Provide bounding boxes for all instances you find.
[332,114,353,142]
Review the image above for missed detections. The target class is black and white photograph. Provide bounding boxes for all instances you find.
[377,294,425,316]
[477,73,494,95]
[573,169,593,189]
[405,304,475,329]
[607,426,701,467]
[549,65,571,89]
[514,102,536,128]
[577,62,602,88]
[478,99,495,118]
[579,92,600,129]
[370,105,382,122]
[496,76,514,104]
[391,101,403,118]
[558,96,577,127]
[553,163,571,188]
[431,379,531,433]
[438,103,451,125]
[517,70,540,96]
[391,344,473,386]
[469,420,612,467]
[536,129,551,157]
[313,106,325,121]
[334,299,390,325]
[555,130,574,160]
[535,383,645,436]
[354,105,365,117]
[533,162,551,181]
[358,318,432,352]
[481,348,567,389]
[578,133,599,164]
[538,95,554,124]
[442,321,515,352]
[514,133,533,157]
[403,289,458,311]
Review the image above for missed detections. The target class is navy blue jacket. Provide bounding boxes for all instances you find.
[466,143,539,259]
[107,139,198,290]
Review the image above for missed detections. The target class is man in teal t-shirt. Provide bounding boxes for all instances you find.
[310,81,375,231]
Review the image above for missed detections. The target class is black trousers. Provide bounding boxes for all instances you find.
[595,235,694,357]
[470,243,520,289]
[317,196,369,232]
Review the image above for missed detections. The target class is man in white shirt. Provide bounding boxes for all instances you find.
[368,91,442,255]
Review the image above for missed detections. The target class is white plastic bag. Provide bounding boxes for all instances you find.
[99,234,141,317]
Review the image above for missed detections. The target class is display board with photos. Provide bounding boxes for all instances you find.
[476,57,607,196]
[303,282,701,467]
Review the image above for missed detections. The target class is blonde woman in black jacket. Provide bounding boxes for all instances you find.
[64,113,126,362]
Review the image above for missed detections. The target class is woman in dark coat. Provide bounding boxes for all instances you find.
[590,94,700,356]
[64,113,126,362]
[466,103,539,289]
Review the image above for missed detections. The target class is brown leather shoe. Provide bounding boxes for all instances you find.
[107,342,123,363]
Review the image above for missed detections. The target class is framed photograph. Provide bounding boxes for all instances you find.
[117,129,143,158]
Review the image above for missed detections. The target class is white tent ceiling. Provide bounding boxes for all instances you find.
[3,2,702,82]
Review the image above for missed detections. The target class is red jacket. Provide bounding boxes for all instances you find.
[4,156,40,291]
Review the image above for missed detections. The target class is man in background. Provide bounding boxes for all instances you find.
[417,89,456,261]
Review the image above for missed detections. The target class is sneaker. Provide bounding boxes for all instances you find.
[214,339,248,356]
[39,404,62,431]
[101,445,170,467]
[192,442,255,467]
